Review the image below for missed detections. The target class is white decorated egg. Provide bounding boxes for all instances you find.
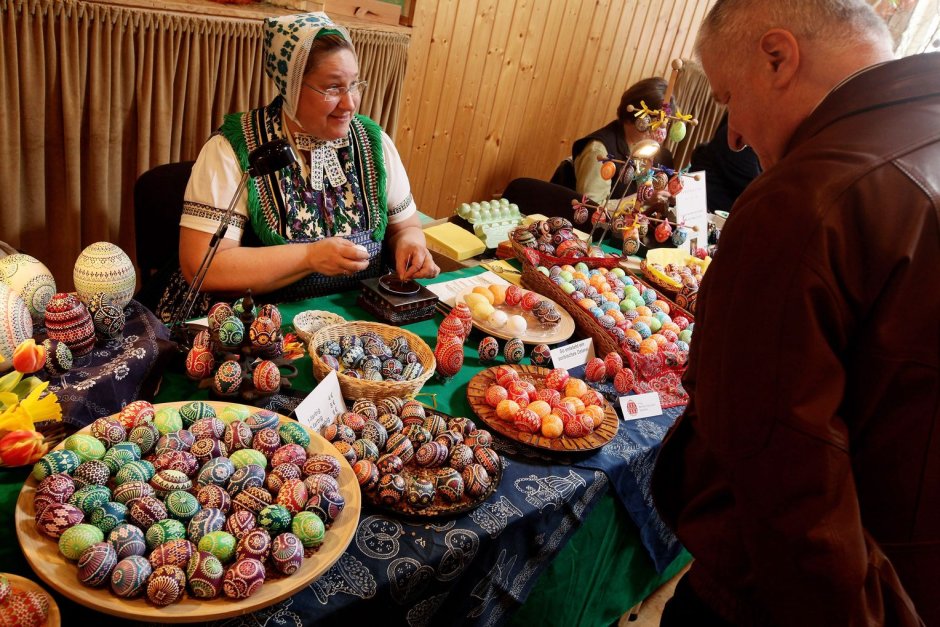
[0,283,33,361]
[0,253,56,323]
[73,242,136,308]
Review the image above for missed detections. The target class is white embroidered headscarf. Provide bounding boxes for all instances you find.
[262,12,354,121]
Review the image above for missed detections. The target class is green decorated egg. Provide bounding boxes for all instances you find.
[257,504,292,536]
[219,405,250,425]
[277,422,311,449]
[165,490,201,521]
[89,501,127,534]
[59,523,104,560]
[153,407,184,434]
[64,434,106,462]
[114,460,156,485]
[229,449,267,470]
[146,518,187,549]
[179,401,216,428]
[197,531,237,563]
[69,484,112,514]
[291,511,325,548]
[32,450,81,481]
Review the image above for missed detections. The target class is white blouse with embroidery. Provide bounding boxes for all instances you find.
[180,126,416,241]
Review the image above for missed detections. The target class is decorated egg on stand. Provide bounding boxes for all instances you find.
[0,253,56,323]
[529,343,552,367]
[434,335,464,380]
[252,359,281,395]
[185,347,215,380]
[44,292,95,357]
[248,316,279,350]
[0,284,33,362]
[73,242,136,309]
[503,337,525,364]
[477,336,499,364]
[213,360,243,396]
[216,316,245,349]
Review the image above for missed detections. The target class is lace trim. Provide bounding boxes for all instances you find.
[182,201,248,229]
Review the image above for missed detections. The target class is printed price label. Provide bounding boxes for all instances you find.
[294,370,347,432]
[618,392,663,421]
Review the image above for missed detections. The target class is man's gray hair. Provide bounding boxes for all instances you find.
[695,0,891,58]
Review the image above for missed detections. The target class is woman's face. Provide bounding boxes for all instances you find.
[295,48,360,140]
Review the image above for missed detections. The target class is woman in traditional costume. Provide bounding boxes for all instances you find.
[156,12,437,321]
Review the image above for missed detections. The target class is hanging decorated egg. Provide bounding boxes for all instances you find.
[671,228,689,247]
[637,183,656,203]
[667,175,684,196]
[0,253,56,323]
[599,161,616,181]
[44,292,94,357]
[573,204,589,224]
[477,336,499,363]
[213,360,243,396]
[635,114,651,132]
[668,120,687,143]
[503,337,524,364]
[654,220,673,243]
[73,242,136,309]
[252,360,281,394]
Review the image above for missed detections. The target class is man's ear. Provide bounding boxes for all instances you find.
[758,28,800,88]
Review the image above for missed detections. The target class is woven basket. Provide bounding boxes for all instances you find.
[293,310,346,344]
[310,321,435,402]
[510,239,622,270]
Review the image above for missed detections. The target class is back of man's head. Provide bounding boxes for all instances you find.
[696,0,891,61]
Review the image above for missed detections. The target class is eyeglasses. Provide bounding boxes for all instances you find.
[302,80,368,102]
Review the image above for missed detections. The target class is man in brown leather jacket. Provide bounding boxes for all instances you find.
[652,1,939,625]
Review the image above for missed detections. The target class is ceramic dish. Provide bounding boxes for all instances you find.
[455,288,575,345]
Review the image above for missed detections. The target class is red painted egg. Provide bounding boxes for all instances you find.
[223,558,266,599]
[252,359,281,394]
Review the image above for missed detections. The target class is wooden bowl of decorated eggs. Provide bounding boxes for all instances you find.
[321,397,501,518]
[14,401,361,622]
[310,321,435,402]
[467,364,619,452]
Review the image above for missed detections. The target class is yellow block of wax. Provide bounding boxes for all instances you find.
[423,223,486,261]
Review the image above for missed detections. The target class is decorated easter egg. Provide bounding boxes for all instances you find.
[245,410,279,432]
[275,477,308,514]
[198,530,238,563]
[227,463,266,495]
[270,532,304,575]
[197,457,236,488]
[89,501,127,534]
[92,304,125,339]
[274,422,309,451]
[503,337,525,364]
[165,490,202,521]
[303,454,341,478]
[256,503,291,536]
[213,360,243,396]
[189,417,225,441]
[513,408,541,434]
[235,527,271,562]
[435,467,465,503]
[223,558,266,599]
[185,346,215,380]
[196,483,232,513]
[448,443,475,471]
[525,343,551,367]
[59,523,104,560]
[232,486,273,516]
[112,481,153,505]
[290,510,324,549]
[477,336,499,364]
[153,450,198,476]
[186,550,224,598]
[613,367,636,394]
[224,510,256,540]
[352,459,379,491]
[359,420,388,451]
[216,316,245,348]
[584,357,607,382]
[64,433,106,463]
[35,473,75,505]
[187,507,226,545]
[248,316,279,349]
[109,554,151,598]
[207,303,234,333]
[77,541,118,587]
[265,464,300,495]
[36,502,84,538]
[224,420,253,453]
[148,538,196,570]
[304,489,345,527]
[146,518,187,549]
[127,495,168,529]
[434,335,464,380]
[69,484,111,515]
[415,441,449,468]
[191,438,227,464]
[465,429,493,448]
[179,401,216,428]
[150,469,192,497]
[462,463,492,498]
[38,338,71,377]
[44,292,95,357]
[108,522,147,559]
[0,254,56,323]
[405,477,435,510]
[73,242,135,308]
[147,564,186,605]
[376,473,406,506]
[304,474,341,499]
[118,400,155,430]
[0,284,32,363]
[251,428,281,460]
[32,450,81,482]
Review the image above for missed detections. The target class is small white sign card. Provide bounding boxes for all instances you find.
[548,338,595,370]
[294,370,347,433]
[673,170,708,254]
[618,392,664,421]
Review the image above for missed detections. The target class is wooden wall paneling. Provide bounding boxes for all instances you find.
[451,0,514,208]
[484,0,553,199]
[506,0,584,180]
[403,1,460,204]
[395,1,439,158]
[473,0,538,200]
[423,0,484,215]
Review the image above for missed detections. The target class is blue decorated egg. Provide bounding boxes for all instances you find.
[145,518,187,549]
[477,336,499,363]
[32,450,81,482]
[108,522,147,558]
[244,410,279,432]
[227,464,266,495]
[187,507,226,545]
[89,501,127,534]
[197,457,236,488]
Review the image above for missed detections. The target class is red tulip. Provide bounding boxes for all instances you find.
[0,430,48,467]
[12,339,46,374]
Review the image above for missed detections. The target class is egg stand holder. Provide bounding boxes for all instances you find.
[165,139,300,353]
[196,306,300,405]
[572,59,703,255]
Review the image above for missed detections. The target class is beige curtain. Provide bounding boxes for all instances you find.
[664,59,726,170]
[0,0,409,290]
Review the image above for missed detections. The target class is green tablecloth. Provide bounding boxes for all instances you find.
[0,264,690,626]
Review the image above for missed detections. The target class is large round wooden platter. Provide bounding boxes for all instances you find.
[466,364,619,452]
[14,401,361,623]
[0,573,61,627]
[456,288,575,345]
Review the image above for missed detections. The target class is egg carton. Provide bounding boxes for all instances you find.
[455,199,524,249]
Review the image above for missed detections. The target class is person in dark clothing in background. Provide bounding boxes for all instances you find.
[688,112,761,214]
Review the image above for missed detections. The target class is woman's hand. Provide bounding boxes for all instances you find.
[307,237,372,276]
[393,227,440,280]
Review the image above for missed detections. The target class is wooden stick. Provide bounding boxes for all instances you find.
[662,58,683,110]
